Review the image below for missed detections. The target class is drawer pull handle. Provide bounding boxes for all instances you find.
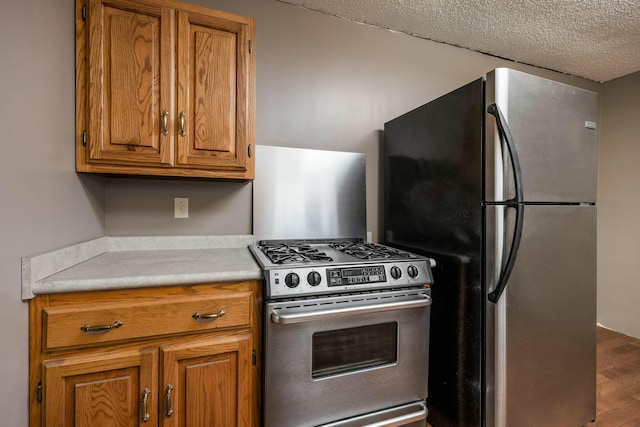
[140,388,151,422]
[164,385,174,417]
[80,320,123,332]
[192,310,226,321]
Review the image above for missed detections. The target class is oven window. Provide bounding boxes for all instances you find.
[311,322,398,378]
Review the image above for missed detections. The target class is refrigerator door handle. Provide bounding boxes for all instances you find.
[487,103,524,203]
[487,103,525,303]
[489,204,524,303]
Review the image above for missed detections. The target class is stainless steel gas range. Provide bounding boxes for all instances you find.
[250,238,434,427]
[250,146,435,427]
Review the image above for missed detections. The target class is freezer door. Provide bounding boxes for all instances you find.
[485,68,598,203]
[487,204,596,427]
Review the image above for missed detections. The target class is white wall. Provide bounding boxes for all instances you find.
[0,0,608,424]
[598,71,640,338]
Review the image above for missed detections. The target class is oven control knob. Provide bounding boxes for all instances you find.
[407,265,419,278]
[307,271,322,286]
[390,266,402,280]
[285,273,300,288]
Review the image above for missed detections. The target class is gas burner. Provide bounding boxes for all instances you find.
[260,243,333,264]
[330,241,416,261]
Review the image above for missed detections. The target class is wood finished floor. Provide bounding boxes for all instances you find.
[584,326,640,426]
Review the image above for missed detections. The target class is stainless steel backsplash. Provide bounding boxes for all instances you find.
[252,145,366,242]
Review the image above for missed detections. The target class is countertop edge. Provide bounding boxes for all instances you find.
[31,270,264,296]
[22,235,258,300]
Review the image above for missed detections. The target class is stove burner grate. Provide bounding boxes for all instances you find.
[329,241,415,261]
[260,243,333,264]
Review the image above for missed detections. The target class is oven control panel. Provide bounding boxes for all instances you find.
[327,265,386,286]
[263,260,433,299]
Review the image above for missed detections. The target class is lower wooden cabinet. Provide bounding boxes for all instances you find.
[161,332,252,427]
[29,282,261,427]
[43,346,159,427]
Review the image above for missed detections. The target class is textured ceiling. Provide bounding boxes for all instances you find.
[276,0,640,82]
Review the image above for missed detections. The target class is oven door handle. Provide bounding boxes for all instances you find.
[319,402,427,427]
[364,405,427,427]
[270,294,431,325]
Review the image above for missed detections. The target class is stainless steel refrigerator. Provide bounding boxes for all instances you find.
[382,68,597,427]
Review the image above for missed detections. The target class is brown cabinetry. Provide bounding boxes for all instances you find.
[30,282,261,426]
[75,0,256,180]
[162,333,252,426]
[42,346,159,426]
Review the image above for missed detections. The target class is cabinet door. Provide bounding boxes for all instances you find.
[160,332,252,427]
[43,347,158,427]
[175,9,254,172]
[87,0,175,167]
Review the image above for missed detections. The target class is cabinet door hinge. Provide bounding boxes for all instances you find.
[248,144,252,158]
[82,130,87,146]
[82,4,86,22]
[248,40,253,54]
[252,349,257,365]
[36,381,42,403]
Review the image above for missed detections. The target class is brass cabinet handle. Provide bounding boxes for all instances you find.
[140,388,151,422]
[161,110,169,136]
[80,320,123,332]
[164,385,174,417]
[192,310,226,321]
[178,111,186,137]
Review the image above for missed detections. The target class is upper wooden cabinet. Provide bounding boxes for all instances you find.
[75,0,256,180]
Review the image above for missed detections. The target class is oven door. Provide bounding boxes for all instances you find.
[264,288,431,427]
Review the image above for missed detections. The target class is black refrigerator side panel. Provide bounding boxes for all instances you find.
[383,78,485,427]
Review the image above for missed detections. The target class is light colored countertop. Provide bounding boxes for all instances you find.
[21,235,262,300]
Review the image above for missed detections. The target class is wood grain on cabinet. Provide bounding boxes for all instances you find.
[161,332,252,426]
[75,0,255,180]
[29,281,261,427]
[43,347,159,426]
[43,286,250,350]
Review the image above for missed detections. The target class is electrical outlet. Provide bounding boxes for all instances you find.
[174,197,188,218]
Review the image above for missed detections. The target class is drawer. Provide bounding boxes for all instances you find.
[43,290,251,351]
